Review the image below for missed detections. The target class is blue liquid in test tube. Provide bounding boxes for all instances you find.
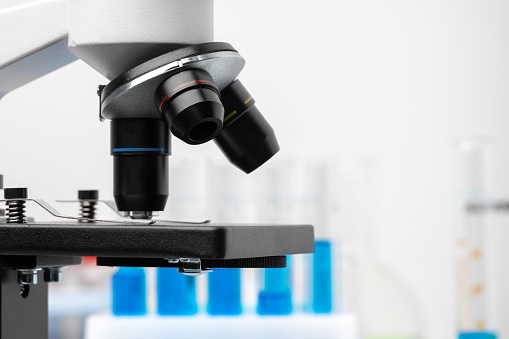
[207,268,242,315]
[459,332,497,339]
[313,240,333,313]
[257,258,292,315]
[112,267,147,316]
[157,267,197,316]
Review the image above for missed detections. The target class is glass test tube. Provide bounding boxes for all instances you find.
[257,264,293,315]
[455,140,496,338]
[206,161,245,314]
[253,161,293,315]
[290,160,336,314]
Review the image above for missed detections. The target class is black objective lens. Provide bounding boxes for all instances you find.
[111,119,170,212]
[155,69,224,145]
[214,80,280,173]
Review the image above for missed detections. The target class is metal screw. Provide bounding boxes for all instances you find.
[78,190,99,222]
[43,267,63,283]
[17,269,40,285]
[4,188,28,223]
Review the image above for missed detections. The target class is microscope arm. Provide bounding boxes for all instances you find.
[0,0,214,100]
[0,0,76,98]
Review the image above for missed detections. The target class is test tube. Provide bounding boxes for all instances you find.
[310,162,336,314]
[257,263,293,315]
[313,240,333,313]
[112,267,146,316]
[207,268,242,315]
[288,160,336,314]
[206,161,245,313]
[252,162,294,315]
[157,268,197,316]
[455,139,496,338]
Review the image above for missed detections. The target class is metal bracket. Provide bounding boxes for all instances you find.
[56,199,211,225]
[166,258,212,276]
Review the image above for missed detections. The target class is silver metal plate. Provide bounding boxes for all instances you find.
[100,51,245,120]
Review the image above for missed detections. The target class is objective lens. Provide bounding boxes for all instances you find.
[214,80,280,173]
[111,119,170,213]
[155,69,224,145]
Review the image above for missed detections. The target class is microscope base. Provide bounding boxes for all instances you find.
[0,256,81,339]
[0,269,47,339]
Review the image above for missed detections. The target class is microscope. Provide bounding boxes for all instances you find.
[0,1,314,338]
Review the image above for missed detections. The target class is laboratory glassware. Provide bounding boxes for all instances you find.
[454,140,497,339]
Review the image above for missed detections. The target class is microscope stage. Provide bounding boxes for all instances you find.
[0,222,314,268]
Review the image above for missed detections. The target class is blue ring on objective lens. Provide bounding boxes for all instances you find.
[112,148,170,153]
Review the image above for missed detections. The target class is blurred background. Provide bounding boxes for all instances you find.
[2,1,509,338]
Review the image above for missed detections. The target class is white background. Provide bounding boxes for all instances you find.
[2,1,509,338]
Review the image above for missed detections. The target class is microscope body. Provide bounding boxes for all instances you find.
[0,3,314,338]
